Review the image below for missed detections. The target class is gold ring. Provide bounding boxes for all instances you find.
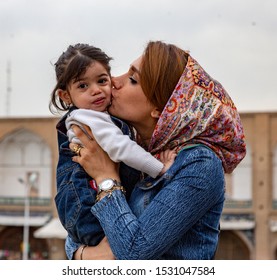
[73,144,83,156]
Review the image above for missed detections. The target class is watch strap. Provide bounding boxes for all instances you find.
[96,185,126,202]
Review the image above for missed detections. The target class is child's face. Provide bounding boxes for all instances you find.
[61,61,112,112]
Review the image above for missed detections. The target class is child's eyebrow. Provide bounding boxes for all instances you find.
[98,73,109,77]
[75,72,109,82]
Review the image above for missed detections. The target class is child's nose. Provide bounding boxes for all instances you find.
[90,84,101,95]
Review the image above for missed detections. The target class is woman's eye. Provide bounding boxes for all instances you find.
[129,76,137,84]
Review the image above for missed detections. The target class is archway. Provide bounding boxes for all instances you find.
[0,128,52,199]
[0,227,49,259]
[215,230,251,259]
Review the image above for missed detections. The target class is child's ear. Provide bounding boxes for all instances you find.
[57,89,71,105]
[151,108,161,119]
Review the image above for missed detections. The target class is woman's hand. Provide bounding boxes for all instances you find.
[74,237,115,260]
[69,125,120,185]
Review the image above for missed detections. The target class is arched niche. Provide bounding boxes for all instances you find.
[225,142,252,200]
[0,129,52,198]
[215,230,253,260]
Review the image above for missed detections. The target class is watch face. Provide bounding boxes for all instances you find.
[99,179,114,191]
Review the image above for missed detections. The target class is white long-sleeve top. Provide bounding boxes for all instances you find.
[66,109,163,178]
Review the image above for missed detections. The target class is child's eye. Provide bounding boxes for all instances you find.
[129,76,137,84]
[98,78,108,84]
[78,83,88,89]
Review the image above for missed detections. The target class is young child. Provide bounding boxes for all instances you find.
[49,43,176,248]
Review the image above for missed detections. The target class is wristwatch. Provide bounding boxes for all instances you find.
[97,178,122,193]
[96,179,126,202]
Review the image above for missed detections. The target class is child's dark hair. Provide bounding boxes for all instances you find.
[49,43,112,114]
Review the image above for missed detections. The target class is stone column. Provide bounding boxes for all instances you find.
[253,114,272,259]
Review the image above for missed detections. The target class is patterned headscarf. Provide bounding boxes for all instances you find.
[148,55,246,173]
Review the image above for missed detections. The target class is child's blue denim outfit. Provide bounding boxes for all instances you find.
[55,107,140,245]
[65,145,225,259]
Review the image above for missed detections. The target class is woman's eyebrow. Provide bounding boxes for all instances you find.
[130,65,140,74]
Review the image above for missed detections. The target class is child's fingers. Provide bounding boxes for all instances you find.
[160,149,177,161]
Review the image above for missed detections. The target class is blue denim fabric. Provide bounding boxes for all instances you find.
[66,145,225,259]
[55,107,140,246]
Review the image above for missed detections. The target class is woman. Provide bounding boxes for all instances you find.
[67,41,246,260]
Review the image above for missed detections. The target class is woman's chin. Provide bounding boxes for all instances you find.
[107,104,117,116]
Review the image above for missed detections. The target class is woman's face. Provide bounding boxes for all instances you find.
[109,56,158,129]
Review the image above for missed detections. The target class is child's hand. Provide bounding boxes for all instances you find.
[159,149,177,175]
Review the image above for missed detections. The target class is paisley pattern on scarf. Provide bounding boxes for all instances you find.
[149,55,246,173]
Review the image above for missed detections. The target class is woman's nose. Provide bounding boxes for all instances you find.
[112,76,122,89]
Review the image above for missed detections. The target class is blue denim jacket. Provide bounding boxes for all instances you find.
[66,145,225,259]
[55,107,140,246]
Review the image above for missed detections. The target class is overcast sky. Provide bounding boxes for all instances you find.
[0,0,276,117]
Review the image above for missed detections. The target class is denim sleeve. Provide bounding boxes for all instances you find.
[65,235,82,259]
[91,148,225,259]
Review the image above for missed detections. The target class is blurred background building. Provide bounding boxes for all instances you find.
[0,112,277,260]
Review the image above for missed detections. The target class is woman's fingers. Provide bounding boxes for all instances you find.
[72,125,95,147]
[69,125,119,184]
